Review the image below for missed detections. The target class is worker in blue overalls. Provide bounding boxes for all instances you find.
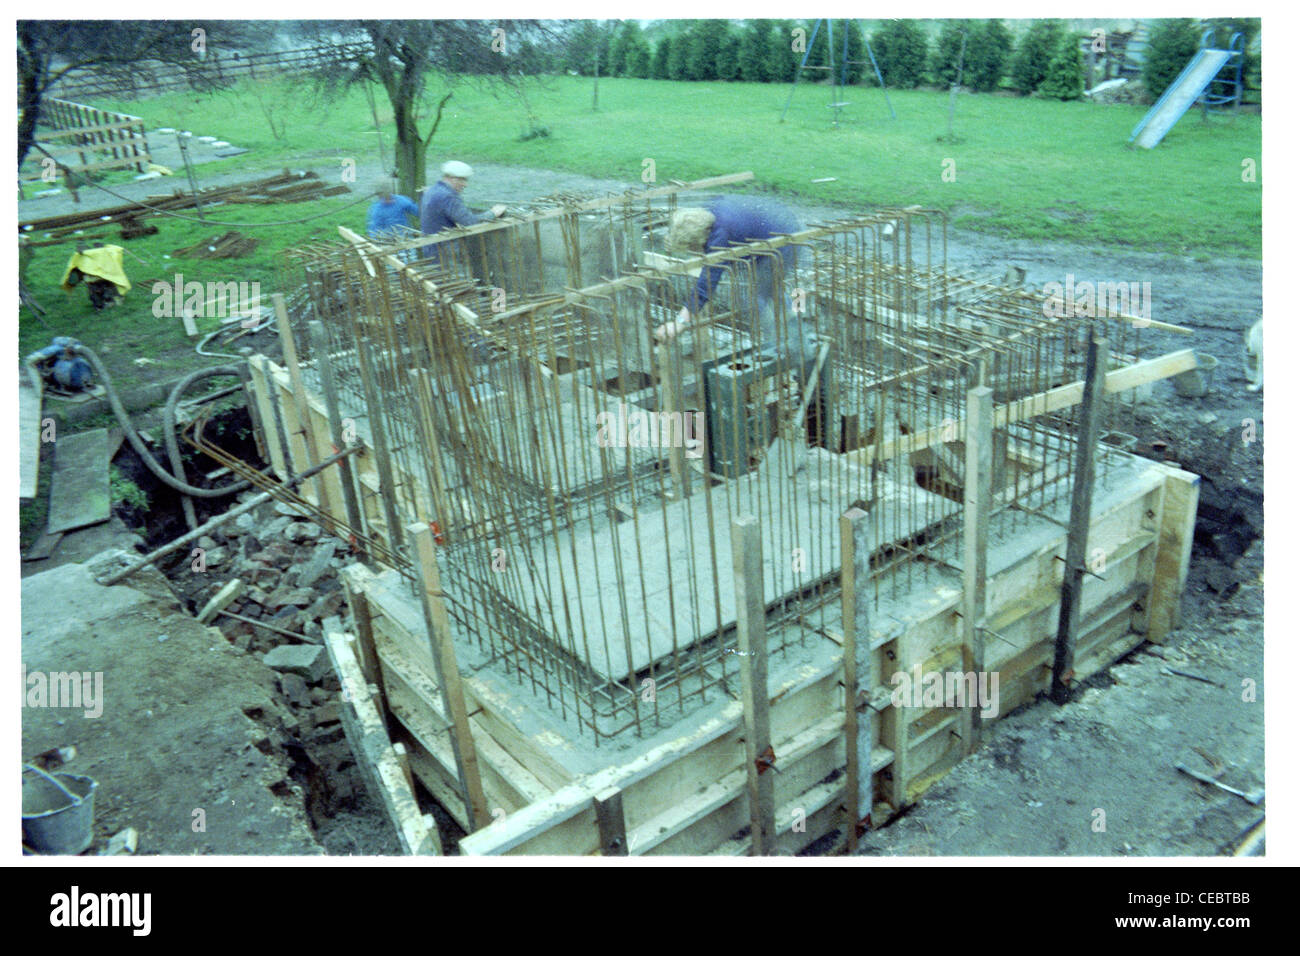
[654,196,812,363]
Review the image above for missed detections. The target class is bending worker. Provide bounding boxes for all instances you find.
[654,195,811,361]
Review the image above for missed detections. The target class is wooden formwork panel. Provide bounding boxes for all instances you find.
[257,340,1200,853]
[336,457,1191,854]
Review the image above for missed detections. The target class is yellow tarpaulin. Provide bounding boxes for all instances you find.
[60,245,131,296]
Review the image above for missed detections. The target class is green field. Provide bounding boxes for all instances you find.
[22,72,1261,388]
[92,74,1262,255]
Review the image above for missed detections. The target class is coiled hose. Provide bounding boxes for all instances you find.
[68,344,253,501]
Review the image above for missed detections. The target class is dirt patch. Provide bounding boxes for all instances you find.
[21,555,323,855]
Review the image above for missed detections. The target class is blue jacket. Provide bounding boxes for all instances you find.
[421,180,494,236]
[687,197,801,311]
[367,195,418,237]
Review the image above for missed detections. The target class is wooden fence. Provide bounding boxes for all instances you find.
[51,47,334,101]
[27,98,151,183]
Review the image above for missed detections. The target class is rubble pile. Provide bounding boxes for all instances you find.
[165,497,363,824]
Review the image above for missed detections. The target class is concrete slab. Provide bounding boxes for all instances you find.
[47,428,110,533]
[473,446,956,681]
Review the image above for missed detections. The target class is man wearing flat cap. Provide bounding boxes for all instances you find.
[420,160,507,240]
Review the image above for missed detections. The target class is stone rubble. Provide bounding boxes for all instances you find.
[162,494,362,826]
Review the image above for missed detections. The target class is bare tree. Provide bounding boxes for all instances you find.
[16,20,268,169]
[294,20,554,198]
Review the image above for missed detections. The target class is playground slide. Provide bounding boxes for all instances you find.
[1129,48,1234,149]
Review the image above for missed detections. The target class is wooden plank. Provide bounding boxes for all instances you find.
[356,565,576,791]
[839,506,871,851]
[29,153,152,176]
[636,711,845,855]
[1051,337,1108,704]
[273,293,330,515]
[197,579,244,625]
[1147,468,1200,643]
[324,631,440,855]
[594,788,629,856]
[733,514,775,855]
[19,382,42,500]
[36,118,146,140]
[247,356,287,478]
[361,171,756,257]
[409,522,491,831]
[309,320,367,555]
[963,385,993,747]
[847,349,1197,472]
[341,565,382,689]
[46,428,110,533]
[374,633,551,812]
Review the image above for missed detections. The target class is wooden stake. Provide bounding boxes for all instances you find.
[324,631,440,855]
[1147,468,1200,644]
[247,356,288,478]
[732,514,774,855]
[308,319,367,557]
[408,522,490,830]
[839,506,872,853]
[272,293,329,514]
[963,385,993,747]
[1052,337,1108,704]
[353,330,405,556]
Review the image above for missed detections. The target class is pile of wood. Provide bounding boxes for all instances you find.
[173,231,260,259]
[18,170,351,243]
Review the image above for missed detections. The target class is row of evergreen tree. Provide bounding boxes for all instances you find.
[536,19,1258,103]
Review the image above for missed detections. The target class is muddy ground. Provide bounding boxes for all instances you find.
[20,158,1264,856]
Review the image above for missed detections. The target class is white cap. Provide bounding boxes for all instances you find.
[441,160,473,179]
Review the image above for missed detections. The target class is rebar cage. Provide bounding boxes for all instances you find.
[276,190,1154,744]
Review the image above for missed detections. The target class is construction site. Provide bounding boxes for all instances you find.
[21,167,1223,856]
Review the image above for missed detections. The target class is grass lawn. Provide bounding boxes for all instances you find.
[22,71,1261,390]
[448,77,1261,257]
[19,193,361,393]
[87,74,1261,258]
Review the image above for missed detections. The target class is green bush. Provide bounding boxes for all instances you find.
[930,20,971,87]
[766,20,799,83]
[1038,33,1085,100]
[652,36,672,79]
[109,466,148,512]
[871,19,929,88]
[739,20,772,82]
[968,19,1013,92]
[1143,19,1203,100]
[715,32,740,81]
[609,21,651,78]
[667,33,690,80]
[686,20,731,81]
[1010,19,1064,94]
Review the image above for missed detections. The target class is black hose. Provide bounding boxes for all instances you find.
[163,365,256,516]
[69,344,252,499]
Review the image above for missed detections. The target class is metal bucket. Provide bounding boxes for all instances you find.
[1172,353,1219,398]
[22,764,98,855]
